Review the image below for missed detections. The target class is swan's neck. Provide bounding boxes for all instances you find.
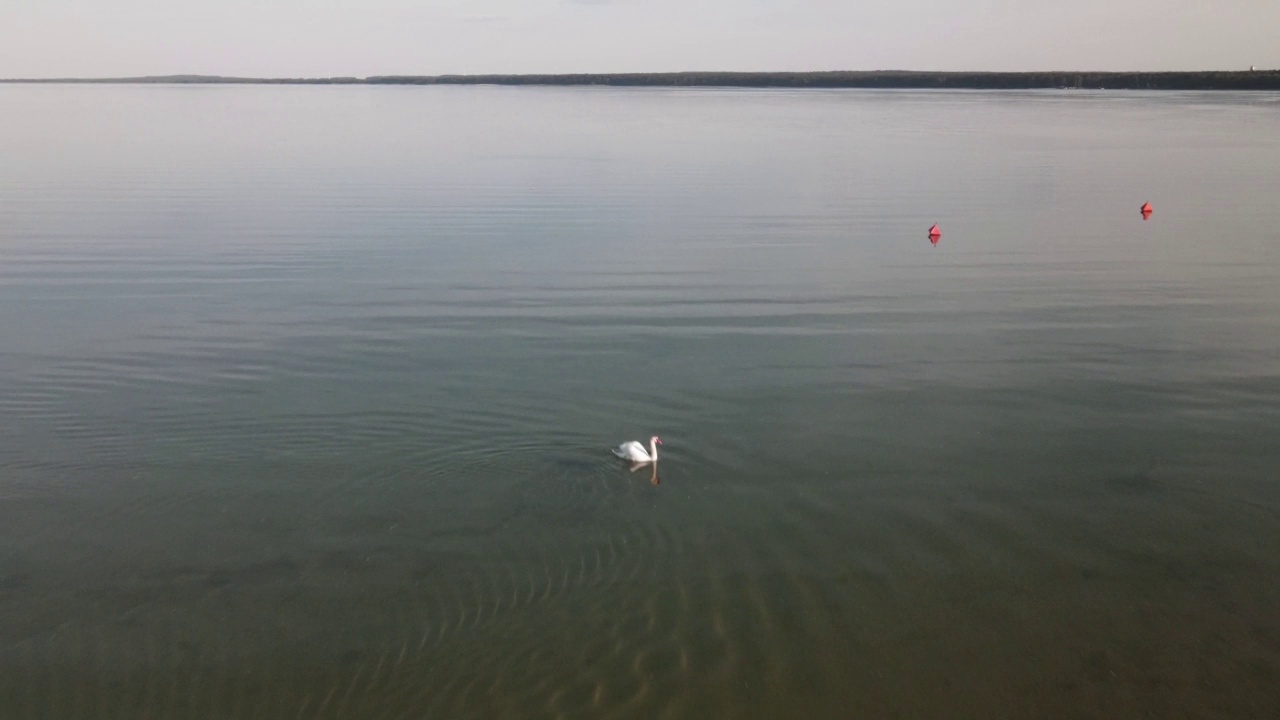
[649,439,659,461]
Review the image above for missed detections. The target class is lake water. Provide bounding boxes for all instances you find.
[1,85,1279,718]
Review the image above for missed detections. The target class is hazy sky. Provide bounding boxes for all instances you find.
[2,0,1277,78]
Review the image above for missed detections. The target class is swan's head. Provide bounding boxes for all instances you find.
[651,436,662,445]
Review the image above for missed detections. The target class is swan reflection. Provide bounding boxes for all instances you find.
[628,461,661,485]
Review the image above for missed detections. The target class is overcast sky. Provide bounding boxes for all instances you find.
[2,0,1277,78]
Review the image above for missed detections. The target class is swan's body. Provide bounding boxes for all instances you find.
[613,436,661,464]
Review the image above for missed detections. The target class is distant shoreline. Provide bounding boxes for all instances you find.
[3,71,1280,90]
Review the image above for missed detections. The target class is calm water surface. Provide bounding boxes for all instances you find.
[1,86,1279,718]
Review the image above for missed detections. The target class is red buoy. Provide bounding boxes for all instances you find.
[1140,202,1152,220]
[928,224,941,245]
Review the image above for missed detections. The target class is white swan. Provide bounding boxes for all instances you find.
[612,436,661,464]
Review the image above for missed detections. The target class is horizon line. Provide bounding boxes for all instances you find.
[3,69,1279,90]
